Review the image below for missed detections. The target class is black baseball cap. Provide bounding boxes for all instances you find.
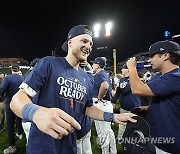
[121,64,128,69]
[143,40,180,56]
[91,57,106,68]
[122,116,156,153]
[123,116,150,139]
[11,64,20,70]
[62,25,93,51]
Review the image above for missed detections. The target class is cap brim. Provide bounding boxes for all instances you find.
[90,60,95,63]
[62,41,68,51]
[141,52,150,56]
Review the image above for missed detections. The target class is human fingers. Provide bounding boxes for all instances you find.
[53,115,74,133]
[58,109,81,130]
[50,122,71,136]
[47,128,63,139]
[114,113,137,123]
[126,57,136,67]
[126,113,137,123]
[79,61,87,68]
[118,121,127,126]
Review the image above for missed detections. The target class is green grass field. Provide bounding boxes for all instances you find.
[0,121,123,154]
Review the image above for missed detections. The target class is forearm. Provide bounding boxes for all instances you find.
[10,89,32,118]
[128,66,146,95]
[85,106,104,120]
[86,105,137,125]
[98,82,108,100]
[98,90,107,100]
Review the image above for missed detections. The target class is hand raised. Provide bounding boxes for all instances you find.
[126,57,137,68]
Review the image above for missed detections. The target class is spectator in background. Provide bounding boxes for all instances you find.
[92,57,117,154]
[0,64,24,154]
[111,64,141,143]
[126,40,180,153]
[0,72,5,134]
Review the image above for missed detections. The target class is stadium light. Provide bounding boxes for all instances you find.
[105,22,113,36]
[94,23,101,38]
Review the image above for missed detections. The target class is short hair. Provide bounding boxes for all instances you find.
[169,53,180,66]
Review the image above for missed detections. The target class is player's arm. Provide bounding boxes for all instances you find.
[10,88,81,139]
[98,81,108,101]
[85,105,137,125]
[126,57,154,96]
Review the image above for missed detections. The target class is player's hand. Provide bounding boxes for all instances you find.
[79,61,87,68]
[126,57,137,68]
[139,105,149,111]
[114,113,137,125]
[33,107,81,139]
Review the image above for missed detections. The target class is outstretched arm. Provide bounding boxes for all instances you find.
[85,105,137,125]
[10,89,81,139]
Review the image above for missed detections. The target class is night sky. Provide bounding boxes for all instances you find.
[0,0,179,64]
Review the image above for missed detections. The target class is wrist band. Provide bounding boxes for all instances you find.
[103,112,115,123]
[22,103,40,121]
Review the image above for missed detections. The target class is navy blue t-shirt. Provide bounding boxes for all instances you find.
[92,70,112,101]
[147,68,180,153]
[23,56,93,154]
[76,72,94,140]
[0,74,23,105]
[118,77,141,111]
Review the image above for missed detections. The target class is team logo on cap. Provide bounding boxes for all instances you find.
[160,48,164,51]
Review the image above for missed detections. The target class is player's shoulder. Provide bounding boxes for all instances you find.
[41,56,63,62]
[98,70,109,78]
[39,56,65,66]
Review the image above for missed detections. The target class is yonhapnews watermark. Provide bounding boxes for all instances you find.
[117,137,175,144]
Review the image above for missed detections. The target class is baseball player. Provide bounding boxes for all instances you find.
[0,64,24,154]
[111,64,141,143]
[10,25,137,154]
[92,57,117,154]
[126,40,180,153]
[76,61,93,154]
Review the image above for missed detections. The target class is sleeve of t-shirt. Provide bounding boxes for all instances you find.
[97,73,107,84]
[85,74,94,107]
[23,57,51,94]
[147,73,180,96]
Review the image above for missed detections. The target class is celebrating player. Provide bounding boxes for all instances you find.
[10,24,137,154]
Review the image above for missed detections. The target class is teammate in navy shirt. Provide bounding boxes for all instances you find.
[0,64,24,154]
[126,40,180,154]
[92,57,117,154]
[111,64,141,143]
[112,65,141,111]
[10,25,137,154]
[76,61,93,154]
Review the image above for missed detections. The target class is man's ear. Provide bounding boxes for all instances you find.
[163,53,170,61]
[67,39,72,49]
